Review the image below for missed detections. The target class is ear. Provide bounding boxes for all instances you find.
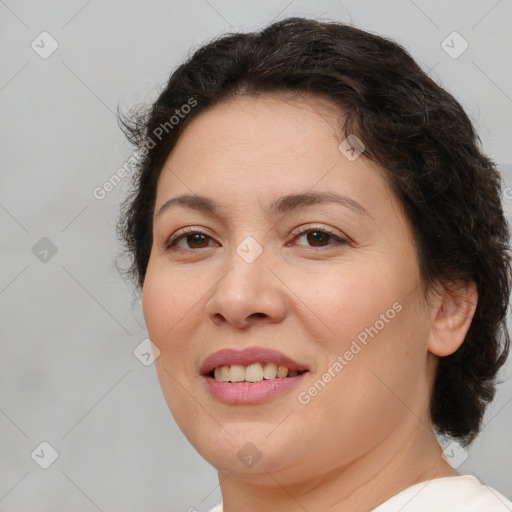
[427,280,478,357]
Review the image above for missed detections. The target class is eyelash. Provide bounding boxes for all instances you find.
[163,225,349,251]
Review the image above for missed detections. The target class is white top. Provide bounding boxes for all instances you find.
[207,475,512,511]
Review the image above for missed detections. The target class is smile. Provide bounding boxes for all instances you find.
[200,347,309,404]
[211,363,306,382]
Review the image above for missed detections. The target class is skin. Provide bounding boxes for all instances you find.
[142,92,478,512]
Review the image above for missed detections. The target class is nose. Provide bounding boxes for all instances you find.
[204,243,287,330]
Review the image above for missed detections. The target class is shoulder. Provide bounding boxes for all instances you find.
[373,475,512,512]
[205,476,511,512]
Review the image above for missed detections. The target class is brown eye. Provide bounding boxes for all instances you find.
[293,227,348,248]
[304,231,332,246]
[165,229,217,250]
[182,233,210,249]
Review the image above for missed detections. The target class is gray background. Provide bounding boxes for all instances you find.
[1,0,511,510]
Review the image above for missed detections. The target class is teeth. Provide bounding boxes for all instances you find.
[213,365,230,382]
[211,363,303,382]
[276,365,288,378]
[245,363,264,382]
[263,362,277,379]
[229,364,245,382]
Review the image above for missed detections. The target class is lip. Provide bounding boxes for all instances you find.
[204,374,307,404]
[199,346,309,405]
[199,346,308,376]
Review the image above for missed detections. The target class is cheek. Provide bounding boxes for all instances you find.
[287,262,405,351]
[142,261,203,353]
[289,256,428,401]
[293,264,430,423]
[142,263,206,425]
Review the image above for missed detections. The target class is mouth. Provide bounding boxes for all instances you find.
[200,347,309,404]
[207,362,307,382]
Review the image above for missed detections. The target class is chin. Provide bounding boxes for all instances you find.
[188,425,295,473]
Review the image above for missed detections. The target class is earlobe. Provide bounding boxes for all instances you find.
[427,280,478,357]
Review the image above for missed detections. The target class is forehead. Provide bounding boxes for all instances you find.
[172,91,344,156]
[155,92,397,218]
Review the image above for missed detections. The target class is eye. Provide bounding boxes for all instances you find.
[290,225,349,248]
[164,227,218,251]
[163,224,349,252]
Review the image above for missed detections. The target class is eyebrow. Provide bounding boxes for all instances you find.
[155,191,371,219]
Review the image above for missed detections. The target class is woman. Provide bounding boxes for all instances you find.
[117,17,512,511]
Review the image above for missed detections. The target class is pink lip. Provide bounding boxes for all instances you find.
[204,374,307,404]
[199,346,309,405]
[199,346,308,375]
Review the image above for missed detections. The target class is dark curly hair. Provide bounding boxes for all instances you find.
[116,17,511,446]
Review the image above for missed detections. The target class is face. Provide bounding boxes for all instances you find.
[143,93,438,485]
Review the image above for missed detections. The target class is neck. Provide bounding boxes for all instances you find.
[217,422,458,512]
